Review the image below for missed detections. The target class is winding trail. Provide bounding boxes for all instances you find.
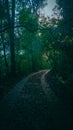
[0,70,73,130]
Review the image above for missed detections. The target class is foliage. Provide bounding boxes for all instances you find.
[0,0,73,92]
[0,0,47,79]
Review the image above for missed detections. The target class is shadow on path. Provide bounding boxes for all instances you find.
[0,70,73,130]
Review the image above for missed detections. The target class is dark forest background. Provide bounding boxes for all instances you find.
[0,0,73,99]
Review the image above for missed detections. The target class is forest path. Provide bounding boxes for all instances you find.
[0,70,73,130]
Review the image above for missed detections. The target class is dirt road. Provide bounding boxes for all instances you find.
[0,70,73,130]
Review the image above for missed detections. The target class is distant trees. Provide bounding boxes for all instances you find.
[0,0,47,77]
[46,0,73,87]
[37,0,73,88]
[0,0,73,100]
[0,0,73,89]
[56,0,73,33]
[0,0,16,76]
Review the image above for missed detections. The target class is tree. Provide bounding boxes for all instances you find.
[0,0,47,76]
[48,0,73,87]
[56,0,73,34]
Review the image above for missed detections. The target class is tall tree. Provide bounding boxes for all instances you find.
[10,0,16,75]
[56,0,73,34]
[3,0,16,75]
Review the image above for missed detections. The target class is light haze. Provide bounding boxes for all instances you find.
[42,0,56,17]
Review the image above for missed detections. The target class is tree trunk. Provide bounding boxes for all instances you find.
[0,0,9,75]
[6,0,16,75]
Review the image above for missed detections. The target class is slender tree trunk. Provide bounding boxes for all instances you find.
[0,1,9,75]
[6,0,16,75]
[10,0,16,75]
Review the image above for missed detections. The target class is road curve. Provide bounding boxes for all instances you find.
[0,69,73,130]
[0,70,52,130]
